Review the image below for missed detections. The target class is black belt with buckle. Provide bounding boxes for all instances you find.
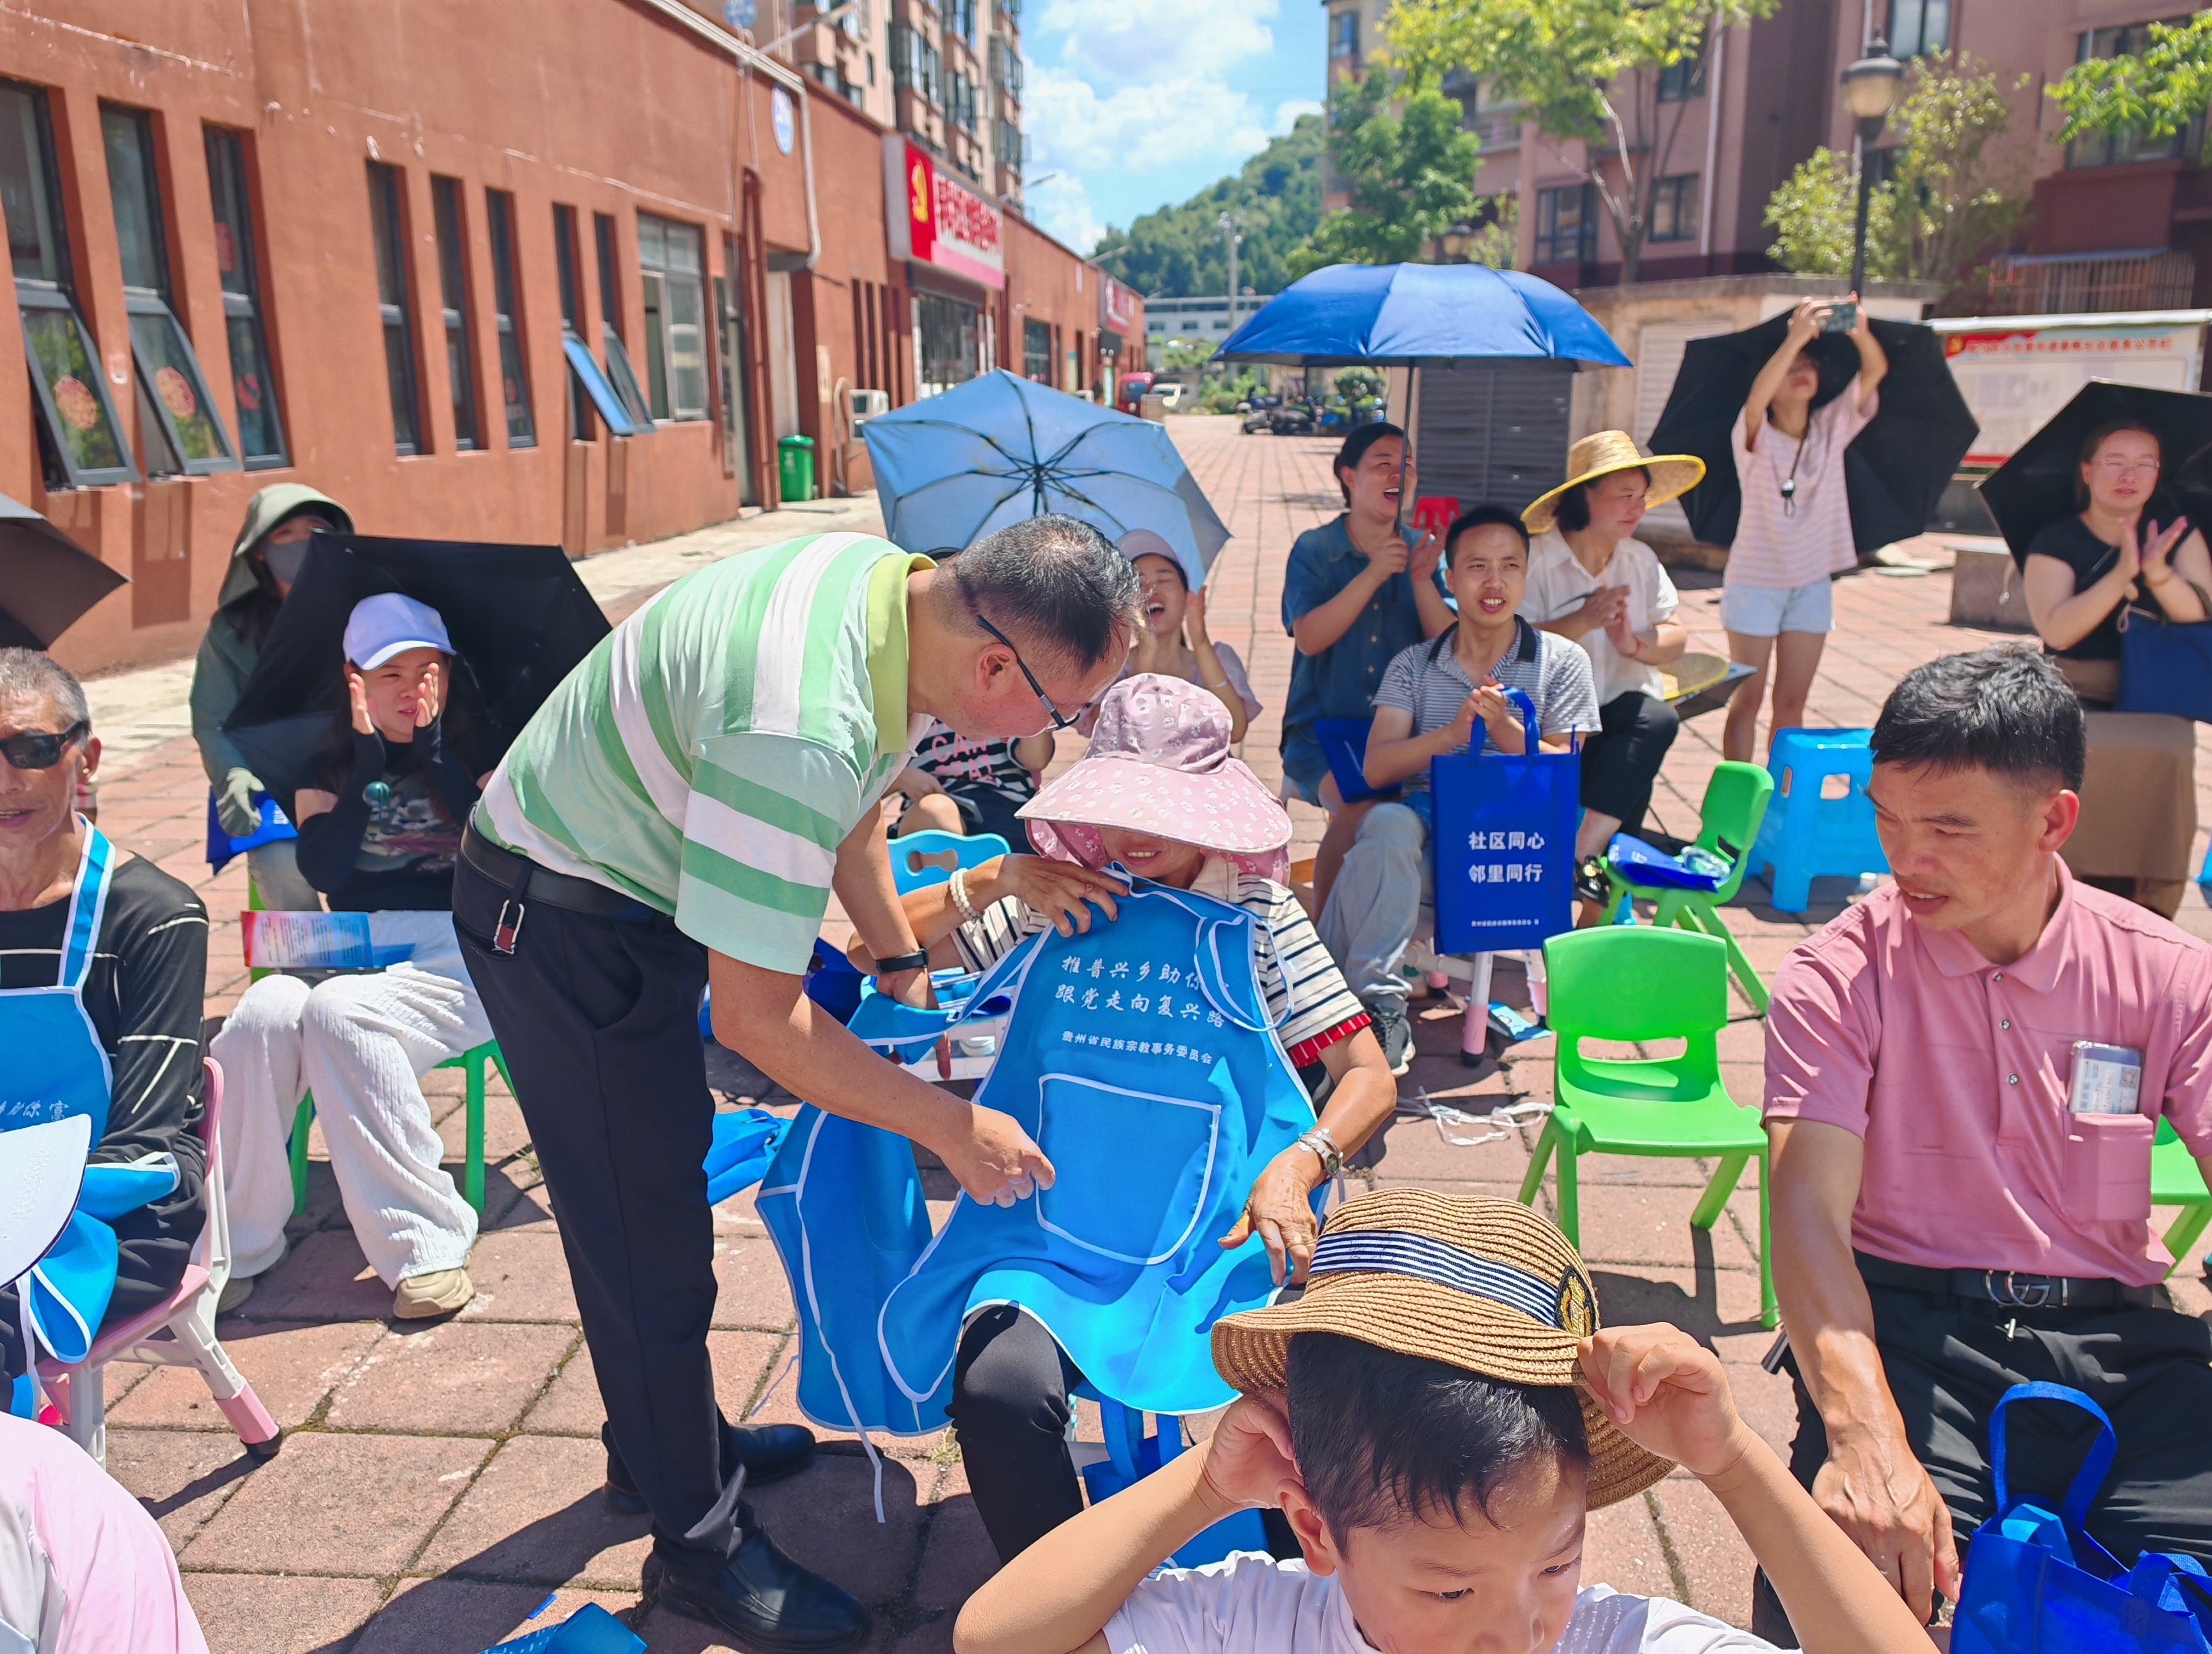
[1856,1251,2154,1313]
[460,826,659,954]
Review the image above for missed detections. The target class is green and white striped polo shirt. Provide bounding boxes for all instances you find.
[476,532,933,972]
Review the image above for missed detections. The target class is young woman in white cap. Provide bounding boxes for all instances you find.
[213,593,493,1320]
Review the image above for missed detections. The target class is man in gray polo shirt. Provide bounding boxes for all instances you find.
[1317,507,1598,1067]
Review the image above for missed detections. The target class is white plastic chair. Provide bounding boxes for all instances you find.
[38,1056,282,1467]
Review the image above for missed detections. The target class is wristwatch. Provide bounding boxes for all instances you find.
[1292,1126,1344,1179]
[872,949,930,975]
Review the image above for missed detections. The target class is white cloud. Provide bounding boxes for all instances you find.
[1025,63,1273,176]
[1026,175,1106,252]
[1035,0,1277,82]
[1273,97,1324,133]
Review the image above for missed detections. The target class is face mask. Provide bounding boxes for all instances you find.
[261,535,309,586]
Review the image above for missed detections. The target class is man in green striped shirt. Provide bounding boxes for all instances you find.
[454,518,1137,1650]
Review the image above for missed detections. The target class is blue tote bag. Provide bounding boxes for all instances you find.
[2117,604,2212,724]
[1429,690,1581,954]
[1953,1382,2212,1654]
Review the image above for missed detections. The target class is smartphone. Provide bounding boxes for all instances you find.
[1820,300,1858,335]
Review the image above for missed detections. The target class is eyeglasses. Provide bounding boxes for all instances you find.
[2092,458,2161,480]
[0,721,87,771]
[973,613,1081,732]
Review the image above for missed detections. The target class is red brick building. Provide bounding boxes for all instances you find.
[1,0,1123,674]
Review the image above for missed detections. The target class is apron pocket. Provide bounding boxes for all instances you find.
[2061,1112,2153,1224]
[1036,1073,1221,1266]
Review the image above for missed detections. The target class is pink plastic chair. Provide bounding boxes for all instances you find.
[37,1057,282,1467]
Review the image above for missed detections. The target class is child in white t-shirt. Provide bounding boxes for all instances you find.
[953,1190,1932,1654]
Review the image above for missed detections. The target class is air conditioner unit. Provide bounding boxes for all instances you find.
[846,387,892,426]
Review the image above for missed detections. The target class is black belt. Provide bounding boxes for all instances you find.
[460,825,660,925]
[1856,1251,2157,1313]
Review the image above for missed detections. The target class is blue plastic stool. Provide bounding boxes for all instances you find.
[888,828,1011,894]
[1746,729,1889,914]
[1076,1391,1270,1567]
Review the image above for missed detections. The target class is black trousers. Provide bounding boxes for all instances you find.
[949,1305,1088,1562]
[1579,691,1680,833]
[1752,1252,2212,1645]
[453,856,749,1579]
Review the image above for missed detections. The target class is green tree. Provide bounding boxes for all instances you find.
[1089,116,1324,298]
[1388,0,1779,284]
[2051,14,2212,160]
[1461,193,1520,270]
[1286,70,1483,277]
[1764,53,2029,303]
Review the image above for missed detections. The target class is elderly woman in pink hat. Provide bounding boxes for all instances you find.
[863,673,1397,1563]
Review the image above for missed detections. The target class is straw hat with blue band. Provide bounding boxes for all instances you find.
[1210,1188,1674,1509]
[1521,430,1707,537]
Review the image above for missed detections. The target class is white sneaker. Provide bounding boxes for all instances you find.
[393,1267,474,1320]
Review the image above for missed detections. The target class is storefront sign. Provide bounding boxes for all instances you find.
[1098,273,1140,335]
[883,136,1005,291]
[1931,313,2211,468]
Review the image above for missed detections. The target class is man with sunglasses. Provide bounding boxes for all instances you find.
[0,651,210,1406]
[452,516,1137,1650]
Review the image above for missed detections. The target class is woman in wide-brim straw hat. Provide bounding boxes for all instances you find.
[956,1186,1941,1654]
[853,672,1400,1564]
[1520,432,1706,917]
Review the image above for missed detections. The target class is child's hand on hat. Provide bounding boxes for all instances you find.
[1578,1324,1756,1484]
[1197,1391,1301,1518]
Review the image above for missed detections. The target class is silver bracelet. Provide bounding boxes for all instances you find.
[1292,1126,1343,1180]
[949,864,980,923]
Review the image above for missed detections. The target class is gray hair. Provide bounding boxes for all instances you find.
[949,514,1142,672]
[0,648,89,731]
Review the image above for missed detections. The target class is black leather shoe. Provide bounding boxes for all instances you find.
[643,1532,870,1653]
[605,1419,817,1514]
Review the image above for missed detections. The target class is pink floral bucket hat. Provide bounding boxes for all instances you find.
[1019,673,1294,883]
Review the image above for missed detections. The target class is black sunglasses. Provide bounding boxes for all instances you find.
[973,613,1081,732]
[0,720,88,771]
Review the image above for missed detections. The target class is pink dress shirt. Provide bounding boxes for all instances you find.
[1764,863,2212,1286]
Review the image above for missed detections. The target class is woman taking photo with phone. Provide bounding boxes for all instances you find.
[1721,295,1886,761]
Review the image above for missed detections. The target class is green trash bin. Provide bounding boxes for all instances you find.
[777,434,816,503]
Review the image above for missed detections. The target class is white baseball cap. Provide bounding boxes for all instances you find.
[343,592,453,669]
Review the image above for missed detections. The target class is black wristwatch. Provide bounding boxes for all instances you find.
[872,949,930,975]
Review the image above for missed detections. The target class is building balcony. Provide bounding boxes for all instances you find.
[1980,249,2195,316]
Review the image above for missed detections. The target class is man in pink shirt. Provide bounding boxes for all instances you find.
[1758,647,2212,1645]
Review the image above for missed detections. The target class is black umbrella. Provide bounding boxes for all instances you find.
[0,492,127,647]
[1647,315,1979,555]
[223,534,608,819]
[1977,380,2212,566]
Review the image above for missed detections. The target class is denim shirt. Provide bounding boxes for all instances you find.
[1279,514,1439,739]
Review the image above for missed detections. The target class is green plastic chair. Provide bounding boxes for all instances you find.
[1603,762,1776,1013]
[2153,1115,2211,1279]
[289,1041,507,1216]
[1519,927,1777,1328]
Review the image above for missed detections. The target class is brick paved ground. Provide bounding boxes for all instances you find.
[78,413,2212,1652]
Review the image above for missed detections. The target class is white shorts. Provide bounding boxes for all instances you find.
[1720,575,1834,637]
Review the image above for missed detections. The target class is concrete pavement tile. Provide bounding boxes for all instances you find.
[1582,1490,1679,1603]
[889,1616,957,1654]
[711,1238,799,1331]
[913,1493,996,1613]
[354,1580,640,1654]
[104,1427,264,1551]
[325,1321,577,1435]
[457,1228,580,1324]
[1568,1181,1761,1274]
[1588,1263,1770,1342]
[524,1339,611,1437]
[708,1328,787,1425]
[237,1226,393,1324]
[178,1431,490,1574]
[415,1434,653,1584]
[1362,1116,1533,1183]
[109,1318,385,1432]
[1573,1154,1739,1189]
[1717,1359,1801,1461]
[1648,1476,1757,1628]
[178,1573,387,1654]
[746,1452,931,1605]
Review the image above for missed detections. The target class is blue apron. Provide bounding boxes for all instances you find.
[2,824,178,1392]
[760,874,1319,1441]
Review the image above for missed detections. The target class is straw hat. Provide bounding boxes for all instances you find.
[1210,1188,1674,1510]
[1522,431,1706,536]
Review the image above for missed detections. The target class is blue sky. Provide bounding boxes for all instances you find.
[1018,0,1326,254]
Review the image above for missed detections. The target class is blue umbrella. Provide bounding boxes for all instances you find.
[862,369,1230,586]
[1214,262,1630,368]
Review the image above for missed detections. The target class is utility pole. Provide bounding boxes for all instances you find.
[1217,210,1244,336]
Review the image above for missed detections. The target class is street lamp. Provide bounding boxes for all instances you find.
[1839,37,1905,299]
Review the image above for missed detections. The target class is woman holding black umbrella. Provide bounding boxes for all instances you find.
[1721,297,1888,762]
[2022,420,2211,917]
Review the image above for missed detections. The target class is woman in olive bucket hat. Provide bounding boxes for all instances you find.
[956,1189,1936,1654]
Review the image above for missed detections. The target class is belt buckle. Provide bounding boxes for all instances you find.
[494,898,526,956]
[1984,1270,2052,1309]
